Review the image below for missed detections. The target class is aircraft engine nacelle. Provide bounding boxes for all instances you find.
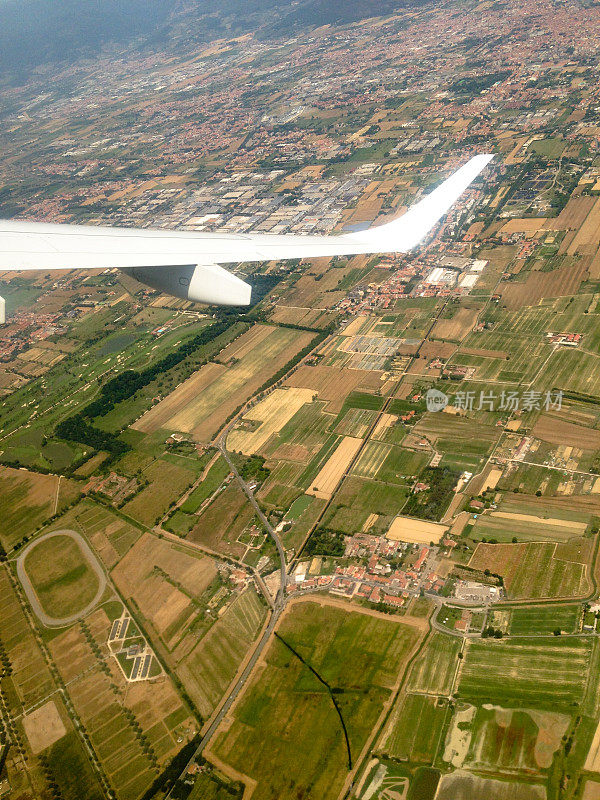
[121,263,251,307]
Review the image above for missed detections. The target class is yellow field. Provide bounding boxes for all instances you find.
[568,196,600,255]
[134,324,314,441]
[481,467,503,492]
[307,436,363,499]
[386,516,448,544]
[341,315,369,337]
[372,413,398,440]
[586,719,600,772]
[227,387,315,455]
[22,701,66,754]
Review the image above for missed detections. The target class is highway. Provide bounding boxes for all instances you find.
[165,437,289,798]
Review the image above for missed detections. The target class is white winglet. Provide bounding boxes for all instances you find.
[345,154,494,253]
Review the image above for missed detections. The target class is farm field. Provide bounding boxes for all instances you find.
[457,637,596,712]
[509,604,581,635]
[180,455,231,513]
[212,600,421,800]
[111,532,218,653]
[50,607,193,800]
[533,413,600,450]
[22,533,101,619]
[323,475,410,534]
[284,364,383,413]
[188,481,254,559]
[386,516,447,544]
[134,324,315,441]
[431,303,482,342]
[471,509,588,543]
[121,456,198,527]
[383,693,447,763]
[469,540,592,599]
[436,772,546,800]
[306,435,363,499]
[0,465,80,549]
[227,387,316,455]
[406,632,461,695]
[177,588,266,717]
[74,502,142,568]
[458,705,570,772]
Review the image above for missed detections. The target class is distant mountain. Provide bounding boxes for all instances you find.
[0,0,414,78]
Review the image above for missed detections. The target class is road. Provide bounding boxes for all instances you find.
[165,438,289,797]
[218,438,288,609]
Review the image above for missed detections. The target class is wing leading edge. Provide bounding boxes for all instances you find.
[0,154,492,312]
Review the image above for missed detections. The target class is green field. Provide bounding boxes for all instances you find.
[352,442,428,483]
[213,601,420,800]
[334,406,378,437]
[406,632,461,696]
[323,475,410,534]
[508,541,589,599]
[0,466,81,549]
[23,534,100,618]
[458,637,596,712]
[471,513,585,544]
[122,457,197,526]
[46,730,105,800]
[178,589,267,717]
[384,694,447,763]
[75,502,141,559]
[181,456,231,513]
[509,604,581,635]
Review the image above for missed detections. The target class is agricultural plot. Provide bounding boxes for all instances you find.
[334,406,379,437]
[383,694,447,763]
[180,456,231,513]
[409,413,497,465]
[533,413,600,451]
[121,457,197,527]
[188,481,254,559]
[352,441,392,479]
[323,476,410,534]
[0,465,80,550]
[471,509,588,543]
[407,632,461,695]
[0,566,56,709]
[431,303,482,343]
[74,502,141,568]
[22,533,101,620]
[461,705,569,772]
[386,516,447,544]
[212,601,421,800]
[469,540,591,599]
[436,772,546,800]
[227,387,316,455]
[285,364,383,414]
[306,436,363,499]
[450,331,552,385]
[111,533,217,653]
[134,324,315,441]
[458,637,594,712]
[267,399,333,463]
[178,589,266,717]
[535,347,600,397]
[509,605,581,635]
[50,608,192,800]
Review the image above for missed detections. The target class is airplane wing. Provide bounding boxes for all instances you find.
[0,154,492,313]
